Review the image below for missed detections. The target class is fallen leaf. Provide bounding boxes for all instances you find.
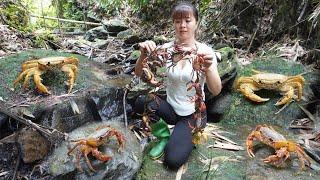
[69,99,80,114]
[208,141,244,151]
[175,163,187,180]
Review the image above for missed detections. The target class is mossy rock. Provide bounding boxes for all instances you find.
[1,49,102,101]
[217,46,237,76]
[220,57,316,129]
[0,49,131,131]
[136,56,320,179]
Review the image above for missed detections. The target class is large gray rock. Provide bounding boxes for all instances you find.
[102,19,128,34]
[44,118,142,179]
[84,26,109,41]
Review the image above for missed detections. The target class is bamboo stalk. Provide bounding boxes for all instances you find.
[30,14,102,26]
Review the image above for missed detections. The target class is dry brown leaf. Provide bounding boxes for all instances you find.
[69,99,80,114]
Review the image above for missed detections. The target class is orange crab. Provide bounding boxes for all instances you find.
[247,124,310,169]
[67,125,125,172]
[13,56,79,94]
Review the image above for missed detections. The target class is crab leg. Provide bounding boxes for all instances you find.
[22,62,38,71]
[287,75,305,86]
[246,131,261,157]
[75,151,84,172]
[287,81,304,100]
[61,64,77,93]
[13,68,36,87]
[67,141,84,155]
[22,69,37,89]
[239,83,270,102]
[276,86,294,106]
[83,147,97,172]
[91,148,112,161]
[33,71,50,94]
[296,145,311,169]
[262,147,289,167]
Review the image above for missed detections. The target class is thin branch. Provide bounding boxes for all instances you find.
[30,14,102,26]
[0,104,66,144]
[275,100,293,115]
[298,0,309,22]
[123,88,128,127]
[12,142,21,180]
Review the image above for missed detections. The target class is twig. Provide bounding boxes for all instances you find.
[0,104,66,144]
[123,88,128,127]
[8,96,41,109]
[34,89,82,104]
[12,142,20,180]
[289,125,313,130]
[222,1,254,27]
[205,155,213,180]
[247,1,264,53]
[196,148,208,159]
[274,100,293,114]
[297,103,317,122]
[30,14,102,26]
[297,0,308,22]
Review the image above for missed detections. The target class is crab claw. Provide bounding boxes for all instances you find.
[275,86,294,106]
[239,84,269,103]
[247,147,255,158]
[246,136,256,157]
[262,148,289,167]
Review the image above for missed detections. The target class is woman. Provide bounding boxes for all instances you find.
[134,1,222,170]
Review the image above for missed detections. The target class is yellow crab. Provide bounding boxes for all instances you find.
[235,70,305,106]
[13,56,79,94]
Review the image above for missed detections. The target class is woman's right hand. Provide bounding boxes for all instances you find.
[135,40,156,76]
[139,40,157,55]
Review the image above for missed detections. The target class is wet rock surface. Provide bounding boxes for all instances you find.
[44,119,142,179]
[17,127,50,163]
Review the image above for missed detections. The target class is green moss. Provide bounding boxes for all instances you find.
[217,47,238,76]
[0,2,29,31]
[185,139,246,180]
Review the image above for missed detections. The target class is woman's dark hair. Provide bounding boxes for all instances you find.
[171,1,198,22]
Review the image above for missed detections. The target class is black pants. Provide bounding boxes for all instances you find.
[134,95,207,170]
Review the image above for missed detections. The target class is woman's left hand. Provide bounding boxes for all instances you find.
[197,52,216,73]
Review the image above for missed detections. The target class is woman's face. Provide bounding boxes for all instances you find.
[173,13,197,42]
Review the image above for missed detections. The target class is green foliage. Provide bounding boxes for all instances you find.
[98,0,124,15]
[0,2,29,31]
[62,0,84,21]
[198,0,212,14]
[32,30,56,48]
[51,0,67,18]
[128,0,150,13]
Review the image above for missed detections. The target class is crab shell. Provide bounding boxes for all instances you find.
[235,70,305,106]
[13,56,79,94]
